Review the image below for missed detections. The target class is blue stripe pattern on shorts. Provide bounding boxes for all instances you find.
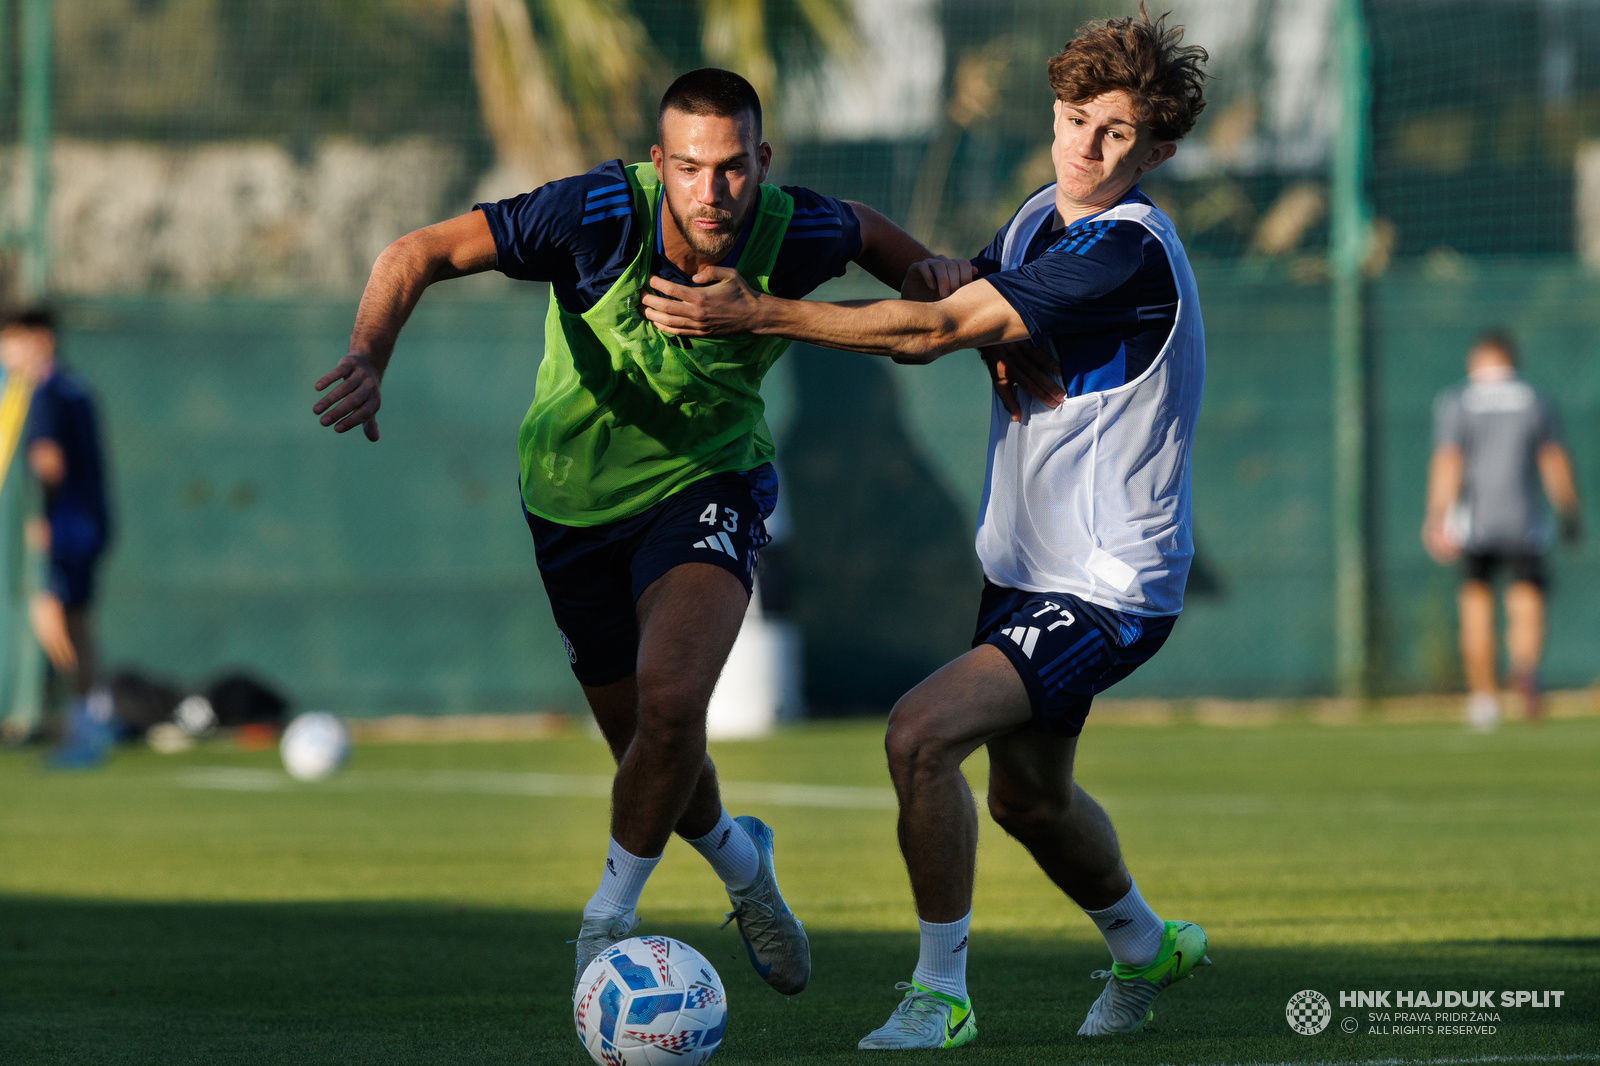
[1039,629,1107,695]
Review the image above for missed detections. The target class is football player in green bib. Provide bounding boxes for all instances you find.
[312,69,953,997]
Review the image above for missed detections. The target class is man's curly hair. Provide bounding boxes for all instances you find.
[1047,4,1209,141]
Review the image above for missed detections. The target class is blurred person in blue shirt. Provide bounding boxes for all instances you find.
[0,307,112,701]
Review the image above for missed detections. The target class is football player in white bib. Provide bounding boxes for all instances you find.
[644,6,1211,1049]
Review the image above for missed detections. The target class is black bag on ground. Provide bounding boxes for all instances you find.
[204,673,291,727]
[109,669,185,735]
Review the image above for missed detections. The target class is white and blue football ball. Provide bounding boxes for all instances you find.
[279,712,350,782]
[574,935,727,1066]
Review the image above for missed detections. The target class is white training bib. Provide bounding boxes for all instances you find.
[974,186,1206,616]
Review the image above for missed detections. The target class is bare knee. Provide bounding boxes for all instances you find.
[634,677,709,757]
[987,784,1070,842]
[884,696,964,784]
[1505,581,1544,618]
[1459,581,1494,615]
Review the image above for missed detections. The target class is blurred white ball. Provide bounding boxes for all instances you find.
[147,722,194,754]
[279,712,350,782]
[175,694,217,736]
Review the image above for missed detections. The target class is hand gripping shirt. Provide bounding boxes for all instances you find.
[971,184,1205,616]
[477,160,861,525]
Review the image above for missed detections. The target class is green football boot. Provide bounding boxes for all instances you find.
[858,982,977,1050]
[1077,920,1210,1035]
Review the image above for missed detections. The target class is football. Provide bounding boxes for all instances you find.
[279,712,350,782]
[574,935,727,1065]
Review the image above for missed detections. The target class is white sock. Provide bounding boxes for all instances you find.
[911,911,971,1001]
[684,809,761,891]
[1466,692,1500,732]
[1083,882,1164,967]
[582,837,660,924]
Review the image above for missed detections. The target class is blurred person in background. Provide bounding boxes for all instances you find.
[1423,328,1581,730]
[0,308,113,758]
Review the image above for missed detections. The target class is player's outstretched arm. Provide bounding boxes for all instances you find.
[641,267,1028,360]
[314,211,498,441]
[898,255,1064,417]
[847,201,958,293]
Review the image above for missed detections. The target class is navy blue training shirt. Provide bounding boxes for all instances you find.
[26,368,110,545]
[972,185,1177,398]
[476,159,863,313]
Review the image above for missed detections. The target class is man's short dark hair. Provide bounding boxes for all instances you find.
[659,68,763,141]
[1,306,55,332]
[1473,327,1519,365]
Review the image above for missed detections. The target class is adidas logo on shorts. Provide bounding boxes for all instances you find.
[1003,625,1041,657]
[694,532,739,557]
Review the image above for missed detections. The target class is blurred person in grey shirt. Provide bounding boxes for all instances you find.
[1422,329,1581,729]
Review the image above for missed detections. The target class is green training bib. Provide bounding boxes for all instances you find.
[518,162,794,526]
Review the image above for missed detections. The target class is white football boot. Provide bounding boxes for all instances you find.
[572,913,640,991]
[858,981,977,1050]
[1078,919,1210,1035]
[720,815,811,994]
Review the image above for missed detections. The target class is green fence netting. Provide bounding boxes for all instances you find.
[3,1,1597,711]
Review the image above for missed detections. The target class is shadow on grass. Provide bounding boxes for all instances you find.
[1478,938,1600,952]
[1,897,1595,1066]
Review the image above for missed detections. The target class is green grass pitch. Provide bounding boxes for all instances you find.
[2,716,1597,1065]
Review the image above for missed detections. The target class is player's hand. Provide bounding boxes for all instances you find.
[23,516,48,552]
[981,341,1063,421]
[901,257,976,302]
[1421,516,1459,563]
[29,591,77,672]
[313,353,383,442]
[641,268,760,337]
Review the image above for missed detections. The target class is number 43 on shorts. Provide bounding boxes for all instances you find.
[699,503,739,533]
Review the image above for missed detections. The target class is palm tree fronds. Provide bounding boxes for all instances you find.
[466,0,585,189]
[540,0,653,158]
[701,0,778,102]
[788,0,856,61]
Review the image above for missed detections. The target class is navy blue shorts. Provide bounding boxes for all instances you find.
[46,511,107,609]
[48,550,103,609]
[525,465,778,687]
[973,582,1176,737]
